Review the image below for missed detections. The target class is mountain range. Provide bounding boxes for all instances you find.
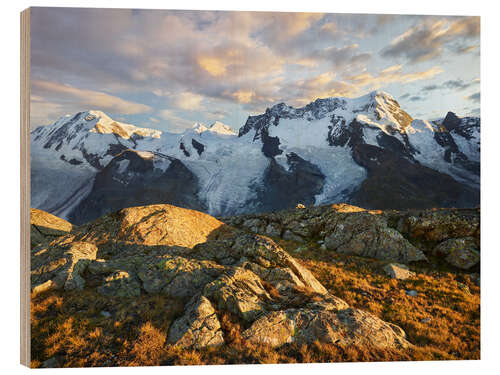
[31,90,480,225]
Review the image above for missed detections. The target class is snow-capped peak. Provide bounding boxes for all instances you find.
[368,90,395,101]
[238,90,413,140]
[186,121,236,136]
[209,121,237,135]
[88,110,162,139]
[191,122,209,134]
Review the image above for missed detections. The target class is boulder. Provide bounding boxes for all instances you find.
[265,222,282,238]
[398,210,479,243]
[324,213,426,263]
[242,307,409,349]
[41,357,59,368]
[383,263,415,280]
[69,204,226,253]
[283,230,304,243]
[97,270,141,298]
[167,295,224,349]
[434,237,480,270]
[31,241,98,292]
[242,218,265,233]
[203,267,271,322]
[31,208,72,248]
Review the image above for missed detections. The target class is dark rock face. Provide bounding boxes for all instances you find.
[191,139,205,156]
[327,118,364,147]
[350,143,479,210]
[375,132,413,159]
[260,130,283,158]
[253,154,325,212]
[442,111,463,132]
[432,112,480,179]
[179,142,190,157]
[68,151,205,225]
[433,129,479,177]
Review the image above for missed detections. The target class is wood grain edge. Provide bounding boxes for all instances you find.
[20,7,31,368]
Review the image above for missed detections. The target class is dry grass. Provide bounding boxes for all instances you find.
[31,239,480,367]
[281,238,480,361]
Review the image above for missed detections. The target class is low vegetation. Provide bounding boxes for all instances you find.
[31,237,479,367]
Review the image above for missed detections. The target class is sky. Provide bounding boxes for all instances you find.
[30,7,480,133]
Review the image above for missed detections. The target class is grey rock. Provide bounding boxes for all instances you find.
[243,218,264,233]
[242,307,410,349]
[383,263,415,280]
[97,270,141,298]
[324,213,426,263]
[167,295,224,349]
[41,357,59,368]
[434,237,479,270]
[283,229,304,243]
[31,241,98,293]
[265,222,282,238]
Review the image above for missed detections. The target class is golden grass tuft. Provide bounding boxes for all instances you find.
[129,322,166,366]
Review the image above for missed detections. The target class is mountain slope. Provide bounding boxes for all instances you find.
[31,92,480,224]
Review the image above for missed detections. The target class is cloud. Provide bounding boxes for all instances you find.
[346,65,443,88]
[422,84,440,92]
[381,17,480,63]
[423,78,479,92]
[29,9,479,124]
[306,44,372,69]
[443,79,476,90]
[468,108,480,116]
[206,109,231,120]
[231,90,255,104]
[158,109,195,132]
[152,89,171,97]
[30,96,65,127]
[32,80,152,115]
[170,92,204,110]
[399,93,411,99]
[454,44,478,54]
[410,95,424,102]
[276,72,358,107]
[466,92,480,103]
[149,117,160,123]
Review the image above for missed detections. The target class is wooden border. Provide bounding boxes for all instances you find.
[20,7,31,368]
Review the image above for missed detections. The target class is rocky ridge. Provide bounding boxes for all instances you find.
[222,203,480,270]
[31,204,412,350]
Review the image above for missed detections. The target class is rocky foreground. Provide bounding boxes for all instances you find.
[30,203,480,367]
